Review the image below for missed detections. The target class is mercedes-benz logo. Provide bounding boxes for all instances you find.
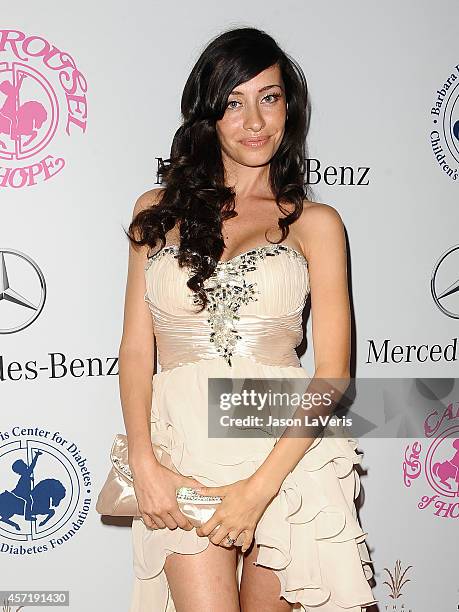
[0,248,46,333]
[431,245,459,319]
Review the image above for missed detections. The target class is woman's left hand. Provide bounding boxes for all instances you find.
[194,476,278,553]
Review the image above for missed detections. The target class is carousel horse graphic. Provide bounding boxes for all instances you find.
[432,437,459,496]
[0,71,48,150]
[0,449,66,530]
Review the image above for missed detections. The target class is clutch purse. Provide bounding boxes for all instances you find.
[95,433,223,528]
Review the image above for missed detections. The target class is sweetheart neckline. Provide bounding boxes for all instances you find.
[147,243,308,267]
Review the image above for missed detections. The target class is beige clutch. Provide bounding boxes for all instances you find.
[95,434,224,528]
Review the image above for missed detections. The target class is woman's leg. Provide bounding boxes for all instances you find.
[164,540,240,612]
[239,542,296,612]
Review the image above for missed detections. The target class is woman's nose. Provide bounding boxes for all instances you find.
[243,103,265,132]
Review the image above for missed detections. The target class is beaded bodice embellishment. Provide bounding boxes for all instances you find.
[144,243,308,367]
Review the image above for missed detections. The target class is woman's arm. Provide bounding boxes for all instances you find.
[118,188,164,475]
[249,203,352,495]
[118,192,205,532]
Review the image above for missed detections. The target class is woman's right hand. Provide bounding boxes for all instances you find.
[131,458,205,531]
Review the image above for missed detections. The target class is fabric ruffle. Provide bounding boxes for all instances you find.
[129,357,377,612]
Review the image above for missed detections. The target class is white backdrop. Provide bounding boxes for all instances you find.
[1,1,458,611]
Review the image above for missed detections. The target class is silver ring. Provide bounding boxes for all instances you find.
[225,535,236,546]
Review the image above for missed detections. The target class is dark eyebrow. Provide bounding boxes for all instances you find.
[229,84,284,96]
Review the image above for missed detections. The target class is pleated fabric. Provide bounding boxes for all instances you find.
[129,244,377,611]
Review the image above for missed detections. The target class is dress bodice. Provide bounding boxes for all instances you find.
[144,243,310,370]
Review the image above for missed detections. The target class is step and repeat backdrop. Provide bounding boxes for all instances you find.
[1,1,458,610]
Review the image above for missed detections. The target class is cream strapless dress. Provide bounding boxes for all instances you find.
[128,243,377,612]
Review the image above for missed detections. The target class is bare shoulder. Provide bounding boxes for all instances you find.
[294,200,345,259]
[300,200,343,225]
[132,187,165,217]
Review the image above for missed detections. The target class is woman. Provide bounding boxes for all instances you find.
[120,26,377,612]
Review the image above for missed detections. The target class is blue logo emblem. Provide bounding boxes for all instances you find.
[0,427,92,553]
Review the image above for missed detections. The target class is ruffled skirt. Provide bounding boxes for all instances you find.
[129,356,377,612]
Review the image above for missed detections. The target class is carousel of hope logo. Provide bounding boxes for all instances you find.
[403,400,459,517]
[0,29,88,188]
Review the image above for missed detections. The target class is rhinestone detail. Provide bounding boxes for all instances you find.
[176,486,222,503]
[144,243,307,272]
[112,455,133,481]
[144,243,307,367]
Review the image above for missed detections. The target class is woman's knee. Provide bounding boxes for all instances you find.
[164,539,240,612]
[240,544,292,612]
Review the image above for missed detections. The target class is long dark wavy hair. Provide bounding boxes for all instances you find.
[126,26,312,311]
